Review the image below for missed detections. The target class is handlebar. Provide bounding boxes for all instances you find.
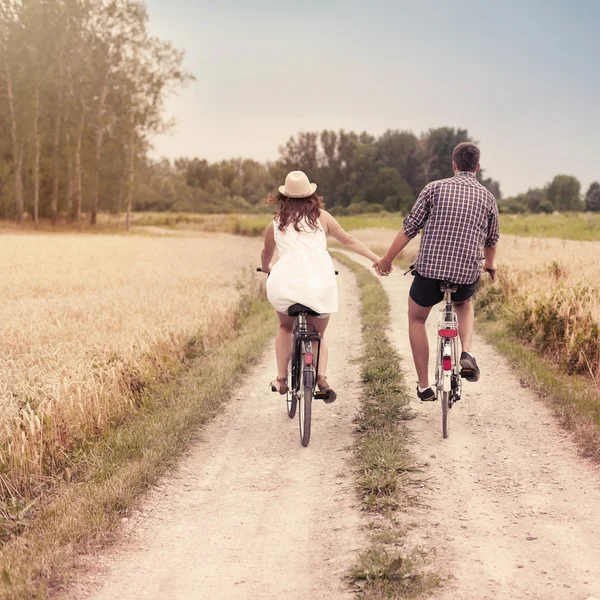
[404,263,495,282]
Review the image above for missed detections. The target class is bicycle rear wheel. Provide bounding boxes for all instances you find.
[442,391,450,439]
[298,384,312,447]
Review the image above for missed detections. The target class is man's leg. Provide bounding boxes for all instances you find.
[454,299,474,352]
[454,296,480,381]
[408,297,433,388]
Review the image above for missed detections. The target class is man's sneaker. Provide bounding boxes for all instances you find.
[460,352,480,382]
[417,386,436,402]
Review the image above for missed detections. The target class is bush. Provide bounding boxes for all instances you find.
[537,200,555,214]
[383,195,401,212]
[347,203,363,215]
[366,203,384,213]
[329,205,348,217]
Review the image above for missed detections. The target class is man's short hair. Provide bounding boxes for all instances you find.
[452,142,480,172]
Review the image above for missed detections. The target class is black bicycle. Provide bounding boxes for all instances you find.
[257,268,335,446]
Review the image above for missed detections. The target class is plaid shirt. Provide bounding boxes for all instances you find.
[403,172,500,284]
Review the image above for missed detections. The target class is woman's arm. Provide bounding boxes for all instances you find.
[373,227,412,276]
[261,221,276,272]
[320,210,379,262]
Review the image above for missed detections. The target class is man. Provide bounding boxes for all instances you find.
[373,142,499,401]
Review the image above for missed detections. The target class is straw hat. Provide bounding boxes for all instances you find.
[278,171,317,198]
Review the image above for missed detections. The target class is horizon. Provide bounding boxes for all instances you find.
[145,0,599,198]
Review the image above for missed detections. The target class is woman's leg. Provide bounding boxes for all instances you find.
[307,315,330,377]
[276,311,296,379]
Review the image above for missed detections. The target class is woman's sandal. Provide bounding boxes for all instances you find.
[271,376,289,395]
[317,375,337,404]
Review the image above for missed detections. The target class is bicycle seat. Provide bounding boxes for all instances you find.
[287,303,320,317]
[438,281,458,293]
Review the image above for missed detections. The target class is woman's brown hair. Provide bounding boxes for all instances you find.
[265,192,325,232]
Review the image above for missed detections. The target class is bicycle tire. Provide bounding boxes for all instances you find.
[299,384,312,446]
[442,391,450,439]
[286,388,297,419]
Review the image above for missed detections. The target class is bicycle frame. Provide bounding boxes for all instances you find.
[436,288,462,404]
[291,313,321,392]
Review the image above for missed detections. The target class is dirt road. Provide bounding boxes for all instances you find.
[73,264,363,600]
[73,250,600,600]
[347,253,600,600]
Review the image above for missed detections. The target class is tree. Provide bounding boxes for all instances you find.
[585,182,600,212]
[522,188,546,212]
[0,0,26,223]
[375,130,421,195]
[0,0,191,226]
[361,167,415,212]
[547,175,583,211]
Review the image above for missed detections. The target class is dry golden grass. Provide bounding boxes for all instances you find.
[0,232,262,498]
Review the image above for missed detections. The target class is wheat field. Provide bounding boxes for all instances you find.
[0,232,263,495]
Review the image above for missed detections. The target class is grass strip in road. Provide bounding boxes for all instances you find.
[332,252,439,599]
[0,292,276,600]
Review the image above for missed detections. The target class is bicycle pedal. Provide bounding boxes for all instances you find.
[314,391,329,401]
[460,369,474,379]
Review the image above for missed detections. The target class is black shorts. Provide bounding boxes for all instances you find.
[409,272,479,308]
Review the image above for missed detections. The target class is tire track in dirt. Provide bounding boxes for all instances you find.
[346,253,600,600]
[71,264,364,600]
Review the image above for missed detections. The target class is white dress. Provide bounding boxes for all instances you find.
[266,217,338,315]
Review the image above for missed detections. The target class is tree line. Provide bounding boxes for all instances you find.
[134,127,502,215]
[500,177,600,214]
[0,0,190,227]
[134,128,600,215]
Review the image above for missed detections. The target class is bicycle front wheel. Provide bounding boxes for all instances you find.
[442,391,450,439]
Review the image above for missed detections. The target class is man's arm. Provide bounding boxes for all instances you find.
[373,184,432,276]
[483,196,500,277]
[484,245,497,277]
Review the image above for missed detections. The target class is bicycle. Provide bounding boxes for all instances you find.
[257,268,335,447]
[405,265,494,439]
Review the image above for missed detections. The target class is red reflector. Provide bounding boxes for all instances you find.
[439,329,458,338]
[443,356,452,371]
[304,352,313,365]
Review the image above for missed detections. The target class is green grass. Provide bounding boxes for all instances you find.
[0,290,276,599]
[129,212,405,237]
[499,212,600,241]
[332,252,439,599]
[6,211,600,243]
[132,211,600,242]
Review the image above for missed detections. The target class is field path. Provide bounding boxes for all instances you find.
[73,264,364,600]
[346,252,600,600]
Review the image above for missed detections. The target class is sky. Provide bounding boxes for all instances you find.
[145,0,599,198]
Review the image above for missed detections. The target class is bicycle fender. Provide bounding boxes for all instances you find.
[304,368,315,389]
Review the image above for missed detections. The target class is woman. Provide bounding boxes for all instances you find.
[260,171,380,402]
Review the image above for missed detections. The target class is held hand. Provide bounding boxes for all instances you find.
[373,257,393,277]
